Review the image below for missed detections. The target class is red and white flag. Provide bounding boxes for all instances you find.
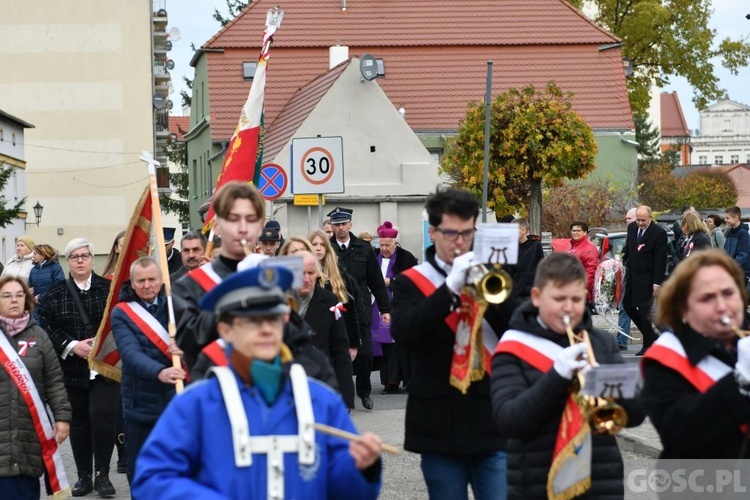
[202,7,283,232]
[89,186,153,381]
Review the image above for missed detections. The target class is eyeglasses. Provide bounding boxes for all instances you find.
[434,227,476,241]
[68,253,92,262]
[0,292,26,301]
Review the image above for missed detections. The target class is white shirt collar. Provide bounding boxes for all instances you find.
[337,238,351,249]
[434,254,451,274]
[74,274,92,291]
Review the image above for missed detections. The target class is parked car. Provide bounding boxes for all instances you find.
[591,225,676,275]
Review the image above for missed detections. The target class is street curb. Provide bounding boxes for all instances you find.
[616,428,661,459]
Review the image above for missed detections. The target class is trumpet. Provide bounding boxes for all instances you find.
[563,315,628,435]
[721,315,749,338]
[466,263,513,304]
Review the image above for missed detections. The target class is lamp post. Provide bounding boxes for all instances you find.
[24,201,44,229]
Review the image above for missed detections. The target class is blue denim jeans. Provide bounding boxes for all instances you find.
[421,450,507,500]
[616,301,631,347]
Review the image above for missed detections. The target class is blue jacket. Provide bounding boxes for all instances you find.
[724,224,750,277]
[28,260,65,321]
[111,282,176,424]
[133,367,382,500]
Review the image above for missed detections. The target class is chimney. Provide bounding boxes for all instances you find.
[329,45,349,69]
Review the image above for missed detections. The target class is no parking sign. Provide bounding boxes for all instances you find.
[291,137,344,194]
[257,163,288,201]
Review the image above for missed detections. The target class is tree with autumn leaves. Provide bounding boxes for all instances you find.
[440,82,597,234]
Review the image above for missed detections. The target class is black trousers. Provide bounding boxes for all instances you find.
[354,328,373,398]
[623,297,657,349]
[124,419,155,485]
[67,377,120,477]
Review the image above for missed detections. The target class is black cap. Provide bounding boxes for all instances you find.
[259,228,281,242]
[326,207,353,224]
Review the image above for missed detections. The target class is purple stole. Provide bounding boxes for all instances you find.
[372,251,397,355]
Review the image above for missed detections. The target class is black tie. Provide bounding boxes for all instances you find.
[148,304,158,316]
[637,229,644,242]
[340,244,346,252]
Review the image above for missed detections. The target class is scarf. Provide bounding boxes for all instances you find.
[0,312,31,337]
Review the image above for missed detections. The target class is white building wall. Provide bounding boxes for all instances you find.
[0,118,30,266]
[268,60,441,258]
[692,100,750,166]
[0,0,179,269]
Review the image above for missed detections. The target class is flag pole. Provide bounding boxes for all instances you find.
[204,229,215,258]
[140,151,185,393]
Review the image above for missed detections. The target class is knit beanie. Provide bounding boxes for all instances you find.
[17,235,35,252]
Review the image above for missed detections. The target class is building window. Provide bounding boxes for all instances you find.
[698,156,707,165]
[731,154,739,164]
[242,62,257,80]
[715,155,723,165]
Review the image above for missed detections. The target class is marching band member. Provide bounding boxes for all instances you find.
[133,265,383,499]
[391,187,519,500]
[492,253,644,499]
[642,249,750,458]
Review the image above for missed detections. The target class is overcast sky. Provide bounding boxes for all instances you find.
[167,0,750,132]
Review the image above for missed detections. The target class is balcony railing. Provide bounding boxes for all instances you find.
[152,0,166,16]
[154,109,169,134]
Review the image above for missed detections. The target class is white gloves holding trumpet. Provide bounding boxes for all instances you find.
[553,343,589,380]
[446,251,476,295]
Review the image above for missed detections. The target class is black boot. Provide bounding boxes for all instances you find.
[116,433,127,474]
[71,474,93,497]
[94,470,116,498]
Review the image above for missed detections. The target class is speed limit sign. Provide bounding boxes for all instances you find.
[291,136,344,194]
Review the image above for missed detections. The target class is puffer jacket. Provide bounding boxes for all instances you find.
[1,254,34,280]
[28,260,65,304]
[491,300,645,499]
[111,281,176,425]
[0,322,71,478]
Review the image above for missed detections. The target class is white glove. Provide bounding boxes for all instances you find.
[553,343,589,380]
[237,253,268,272]
[736,336,750,381]
[445,251,475,295]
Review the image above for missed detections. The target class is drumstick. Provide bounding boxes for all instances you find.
[313,423,400,455]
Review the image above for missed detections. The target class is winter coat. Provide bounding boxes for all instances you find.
[133,365,381,499]
[641,326,750,458]
[711,227,726,250]
[39,274,111,389]
[672,230,712,267]
[509,238,544,299]
[111,281,176,425]
[724,223,750,278]
[391,245,519,455]
[1,254,34,281]
[0,322,71,478]
[331,233,390,326]
[622,221,668,308]
[568,237,599,302]
[28,260,66,322]
[300,284,354,408]
[491,300,646,499]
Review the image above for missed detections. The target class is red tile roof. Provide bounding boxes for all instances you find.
[660,92,690,137]
[201,0,632,141]
[264,60,351,161]
[169,116,190,141]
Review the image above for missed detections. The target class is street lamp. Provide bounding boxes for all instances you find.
[24,201,44,229]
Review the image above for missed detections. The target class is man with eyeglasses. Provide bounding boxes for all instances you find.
[328,206,391,410]
[39,238,119,497]
[391,187,519,499]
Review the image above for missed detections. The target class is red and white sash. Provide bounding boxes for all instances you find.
[495,330,592,500]
[189,263,222,292]
[0,333,70,499]
[643,332,733,392]
[115,302,172,360]
[401,263,498,394]
[201,338,229,367]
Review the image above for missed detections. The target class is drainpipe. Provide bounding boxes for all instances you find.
[207,141,228,193]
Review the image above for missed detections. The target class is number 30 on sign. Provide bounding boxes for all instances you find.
[291,136,344,194]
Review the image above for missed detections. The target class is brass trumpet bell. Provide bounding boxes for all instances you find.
[472,264,513,304]
[586,398,628,435]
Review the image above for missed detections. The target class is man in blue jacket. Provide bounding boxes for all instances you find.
[111,257,186,484]
[133,265,383,499]
[724,205,750,293]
